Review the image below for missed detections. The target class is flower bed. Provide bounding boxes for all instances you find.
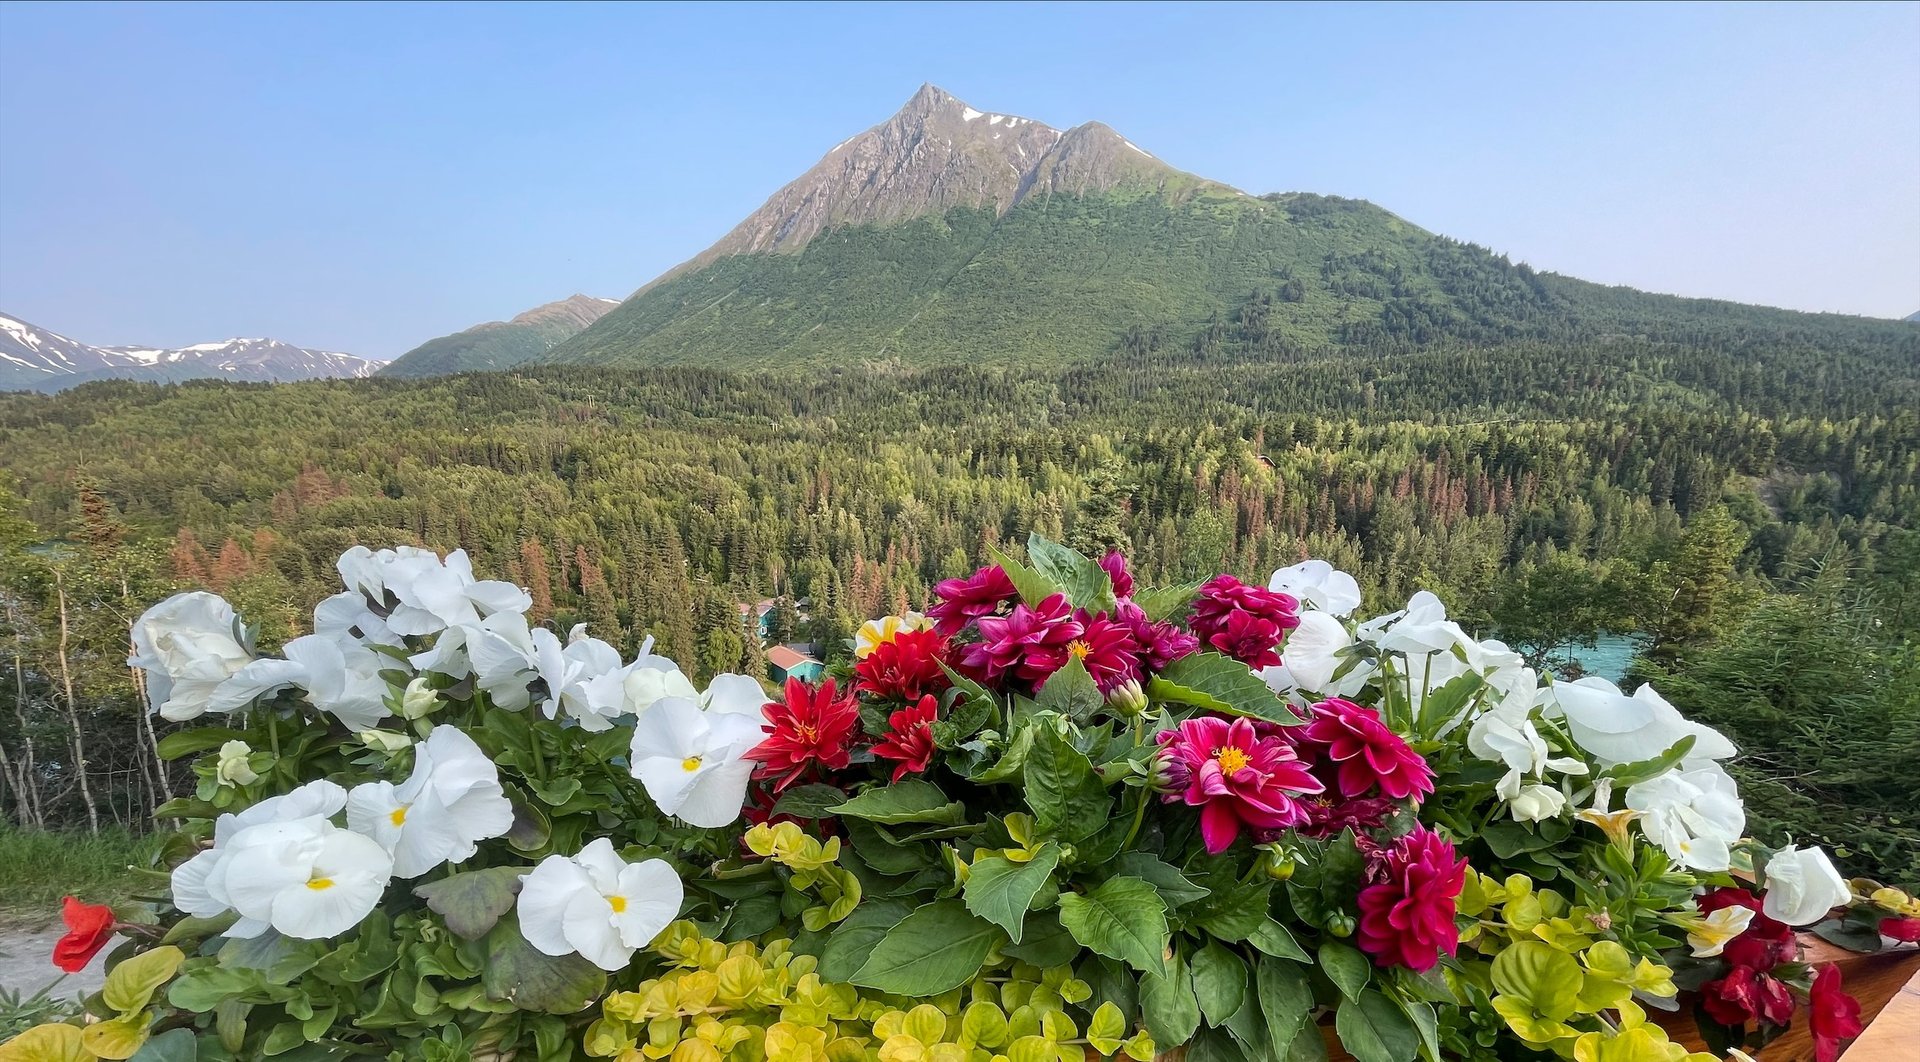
[7,536,1917,1062]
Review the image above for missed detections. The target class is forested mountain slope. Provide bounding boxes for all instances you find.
[381,295,617,378]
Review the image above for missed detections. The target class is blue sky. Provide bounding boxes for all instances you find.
[1,1,1915,357]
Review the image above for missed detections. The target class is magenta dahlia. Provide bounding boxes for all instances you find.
[1113,600,1200,671]
[1354,826,1466,971]
[1099,551,1135,597]
[1301,698,1435,801]
[929,564,1018,635]
[1189,575,1300,668]
[1058,611,1144,693]
[1157,715,1324,854]
[961,593,1084,686]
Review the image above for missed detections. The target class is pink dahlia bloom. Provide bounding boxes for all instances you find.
[1301,698,1435,801]
[929,565,1018,635]
[1060,611,1144,694]
[1157,716,1324,854]
[1099,551,1135,598]
[1113,600,1200,671]
[1355,827,1466,971]
[1190,575,1300,669]
[962,593,1083,686]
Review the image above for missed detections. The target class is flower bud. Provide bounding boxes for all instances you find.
[1106,678,1149,718]
[399,676,440,719]
[359,729,412,753]
[214,739,259,786]
[1259,845,1298,882]
[1325,912,1356,938]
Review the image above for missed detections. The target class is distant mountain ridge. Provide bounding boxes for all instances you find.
[1,313,380,391]
[536,85,1917,373]
[380,295,617,378]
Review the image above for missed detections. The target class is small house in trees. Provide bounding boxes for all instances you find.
[767,644,825,684]
[736,599,777,644]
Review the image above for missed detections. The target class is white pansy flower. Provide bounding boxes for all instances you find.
[623,657,700,716]
[170,780,349,933]
[1682,904,1756,957]
[1761,844,1851,926]
[1268,560,1362,617]
[129,592,257,721]
[221,633,396,732]
[415,612,541,710]
[629,694,763,828]
[701,673,770,717]
[532,625,629,731]
[214,740,259,787]
[215,817,394,939]
[399,676,440,720]
[1371,591,1469,656]
[1626,765,1745,872]
[1550,678,1737,767]
[338,545,531,637]
[1263,610,1370,697]
[347,725,514,879]
[1510,784,1568,823]
[313,591,402,647]
[517,838,682,971]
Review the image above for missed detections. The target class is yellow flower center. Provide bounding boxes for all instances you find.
[797,724,819,743]
[1069,640,1092,660]
[1216,746,1251,777]
[681,756,703,772]
[389,806,409,827]
[307,877,334,891]
[608,895,628,914]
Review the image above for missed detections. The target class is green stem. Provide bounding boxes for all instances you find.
[1117,785,1151,852]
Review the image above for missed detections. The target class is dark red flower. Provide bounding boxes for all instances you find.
[1189,575,1300,669]
[1058,611,1144,694]
[1354,827,1466,972]
[1695,887,1799,971]
[1881,916,1920,943]
[52,896,115,974]
[748,677,862,792]
[929,565,1018,635]
[1301,698,1435,801]
[1113,600,1199,671]
[854,627,953,702]
[961,593,1084,687]
[1701,965,1796,1027]
[872,695,939,782]
[1099,551,1135,597]
[1290,794,1397,840]
[1809,962,1864,1062]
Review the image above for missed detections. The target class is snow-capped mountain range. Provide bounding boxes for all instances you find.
[0,312,382,391]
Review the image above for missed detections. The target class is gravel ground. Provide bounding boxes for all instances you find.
[0,923,106,1001]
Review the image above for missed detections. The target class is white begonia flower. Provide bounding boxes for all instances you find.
[532,625,629,731]
[128,592,257,721]
[170,779,349,933]
[214,740,259,787]
[1510,784,1568,823]
[1626,765,1745,872]
[629,694,764,828]
[1268,560,1363,617]
[414,611,541,710]
[517,838,683,971]
[1371,591,1469,656]
[337,545,531,638]
[215,816,394,939]
[220,633,396,732]
[1683,904,1756,957]
[346,725,514,879]
[1549,678,1737,767]
[622,658,700,716]
[1262,610,1370,698]
[1761,844,1852,926]
[313,591,402,647]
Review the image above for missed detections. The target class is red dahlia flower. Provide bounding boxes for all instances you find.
[1113,601,1199,671]
[1354,827,1466,972]
[929,565,1018,635]
[1099,551,1135,597]
[962,593,1084,687]
[1881,916,1920,943]
[854,627,952,701]
[1157,715,1323,854]
[1292,794,1397,840]
[1059,611,1144,694]
[1301,698,1435,801]
[872,695,939,782]
[1701,964,1797,1027]
[749,677,861,792]
[1189,575,1300,668]
[1809,962,1863,1062]
[52,896,115,973]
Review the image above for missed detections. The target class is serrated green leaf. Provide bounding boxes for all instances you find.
[1026,533,1117,612]
[1023,724,1111,842]
[1057,875,1168,975]
[413,866,527,940]
[988,543,1063,607]
[1156,651,1301,724]
[1257,955,1315,1057]
[849,899,1003,996]
[1335,990,1420,1062]
[1318,940,1372,1002]
[968,724,1035,784]
[1136,581,1204,623]
[1189,939,1249,1027]
[1249,919,1310,962]
[831,778,967,825]
[1035,657,1101,719]
[962,844,1061,942]
[1114,853,1211,909]
[1140,947,1200,1047]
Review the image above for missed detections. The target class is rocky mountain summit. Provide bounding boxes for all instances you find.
[1,313,379,391]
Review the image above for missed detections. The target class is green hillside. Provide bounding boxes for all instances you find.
[383,294,614,378]
[549,189,1917,371]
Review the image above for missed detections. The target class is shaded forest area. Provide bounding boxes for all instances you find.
[1,336,1917,880]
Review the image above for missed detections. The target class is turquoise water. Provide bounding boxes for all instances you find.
[1553,634,1643,683]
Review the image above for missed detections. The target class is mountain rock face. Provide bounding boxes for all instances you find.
[381,294,617,377]
[1,313,380,391]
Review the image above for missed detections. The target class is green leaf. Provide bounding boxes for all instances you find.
[1001,912,1081,968]
[154,728,249,762]
[1136,581,1203,623]
[1414,670,1484,732]
[128,1028,197,1062]
[482,916,607,1014]
[1156,651,1301,725]
[841,819,932,876]
[988,543,1064,607]
[1257,956,1315,1057]
[413,866,527,940]
[1139,947,1200,1047]
[968,724,1034,784]
[1115,853,1211,909]
[817,900,914,982]
[1249,920,1311,962]
[850,899,1004,996]
[1189,939,1249,1027]
[831,778,967,825]
[103,946,184,1015]
[1034,657,1101,720]
[770,783,849,819]
[932,685,995,749]
[1026,533,1117,612]
[1334,990,1420,1062]
[1490,940,1583,1022]
[963,844,1061,942]
[1145,675,1230,713]
[1318,940,1372,1002]
[1198,879,1272,941]
[1602,734,1698,788]
[1057,875,1169,975]
[1023,724,1112,842]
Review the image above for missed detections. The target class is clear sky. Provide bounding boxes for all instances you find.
[1,1,1915,358]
